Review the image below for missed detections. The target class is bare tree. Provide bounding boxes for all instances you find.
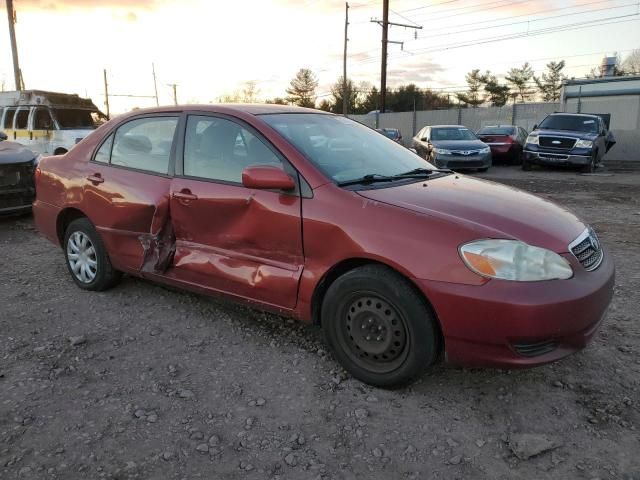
[622,49,640,74]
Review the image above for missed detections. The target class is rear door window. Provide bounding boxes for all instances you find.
[15,108,29,130]
[110,116,178,174]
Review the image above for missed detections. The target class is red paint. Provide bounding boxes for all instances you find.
[32,104,615,368]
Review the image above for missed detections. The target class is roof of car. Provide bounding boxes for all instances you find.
[117,104,328,117]
[547,112,600,118]
[427,125,468,129]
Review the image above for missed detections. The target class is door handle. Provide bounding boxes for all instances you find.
[87,174,104,184]
[172,190,198,201]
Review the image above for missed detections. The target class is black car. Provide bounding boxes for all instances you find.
[375,128,403,144]
[523,113,616,173]
[0,136,39,215]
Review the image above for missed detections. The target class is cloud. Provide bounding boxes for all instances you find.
[385,59,445,86]
[8,0,158,10]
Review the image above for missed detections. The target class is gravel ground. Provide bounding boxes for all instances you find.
[1,166,639,480]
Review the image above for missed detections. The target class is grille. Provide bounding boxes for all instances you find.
[538,153,569,161]
[447,160,485,169]
[0,162,35,211]
[450,150,480,156]
[569,228,604,271]
[512,339,558,357]
[539,136,576,149]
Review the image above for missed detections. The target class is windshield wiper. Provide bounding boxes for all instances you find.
[337,168,453,187]
[337,174,398,187]
[393,167,453,177]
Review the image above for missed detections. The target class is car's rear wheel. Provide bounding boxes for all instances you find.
[321,264,439,388]
[64,218,121,291]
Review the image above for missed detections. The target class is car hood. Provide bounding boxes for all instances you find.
[357,174,585,253]
[0,141,37,165]
[431,139,487,150]
[534,129,597,140]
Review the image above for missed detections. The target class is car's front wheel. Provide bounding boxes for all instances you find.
[321,265,440,388]
[64,218,121,291]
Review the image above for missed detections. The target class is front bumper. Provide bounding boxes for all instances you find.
[524,149,592,166]
[417,249,615,368]
[433,152,492,170]
[0,187,35,215]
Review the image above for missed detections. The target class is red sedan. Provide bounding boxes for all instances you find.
[477,125,528,164]
[33,105,614,387]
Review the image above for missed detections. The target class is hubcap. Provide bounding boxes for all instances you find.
[67,231,97,283]
[342,295,408,373]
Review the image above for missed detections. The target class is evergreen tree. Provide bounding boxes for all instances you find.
[286,69,319,108]
[534,61,566,101]
[456,69,485,107]
[505,63,535,103]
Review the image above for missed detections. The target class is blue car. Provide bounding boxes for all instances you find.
[523,113,616,173]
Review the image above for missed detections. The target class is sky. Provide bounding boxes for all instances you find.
[0,0,638,114]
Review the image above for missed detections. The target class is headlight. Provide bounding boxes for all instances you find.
[575,139,593,148]
[525,135,539,145]
[433,148,451,155]
[459,239,573,281]
[480,146,491,154]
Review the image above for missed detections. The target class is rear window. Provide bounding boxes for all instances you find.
[52,109,99,129]
[478,127,515,135]
[538,115,598,133]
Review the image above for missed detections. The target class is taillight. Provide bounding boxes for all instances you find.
[34,165,41,185]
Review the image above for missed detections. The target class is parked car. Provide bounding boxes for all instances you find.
[0,136,39,215]
[476,125,528,164]
[375,128,402,144]
[412,125,492,171]
[33,105,614,387]
[523,113,616,173]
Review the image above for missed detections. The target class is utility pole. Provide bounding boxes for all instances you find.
[342,2,349,116]
[168,84,178,105]
[152,63,159,107]
[103,69,110,119]
[6,0,23,90]
[380,0,389,114]
[371,2,422,114]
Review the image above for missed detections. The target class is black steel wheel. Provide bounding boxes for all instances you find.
[341,294,409,374]
[322,264,440,387]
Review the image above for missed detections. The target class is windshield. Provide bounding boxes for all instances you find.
[261,113,434,184]
[538,115,598,133]
[431,127,477,141]
[477,126,514,136]
[52,108,100,129]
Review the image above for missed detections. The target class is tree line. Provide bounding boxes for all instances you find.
[219,49,640,113]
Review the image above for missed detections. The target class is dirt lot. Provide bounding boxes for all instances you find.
[1,166,639,480]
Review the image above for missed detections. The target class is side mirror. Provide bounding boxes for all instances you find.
[242,165,296,191]
[0,131,7,141]
[421,137,428,142]
[533,124,538,130]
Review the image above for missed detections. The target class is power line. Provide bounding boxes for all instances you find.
[350,13,640,67]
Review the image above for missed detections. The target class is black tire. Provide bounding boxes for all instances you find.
[63,218,121,291]
[513,150,524,165]
[581,152,596,173]
[522,158,532,171]
[478,167,489,173]
[321,264,440,388]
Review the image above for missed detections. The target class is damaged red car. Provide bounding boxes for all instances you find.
[33,105,615,387]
